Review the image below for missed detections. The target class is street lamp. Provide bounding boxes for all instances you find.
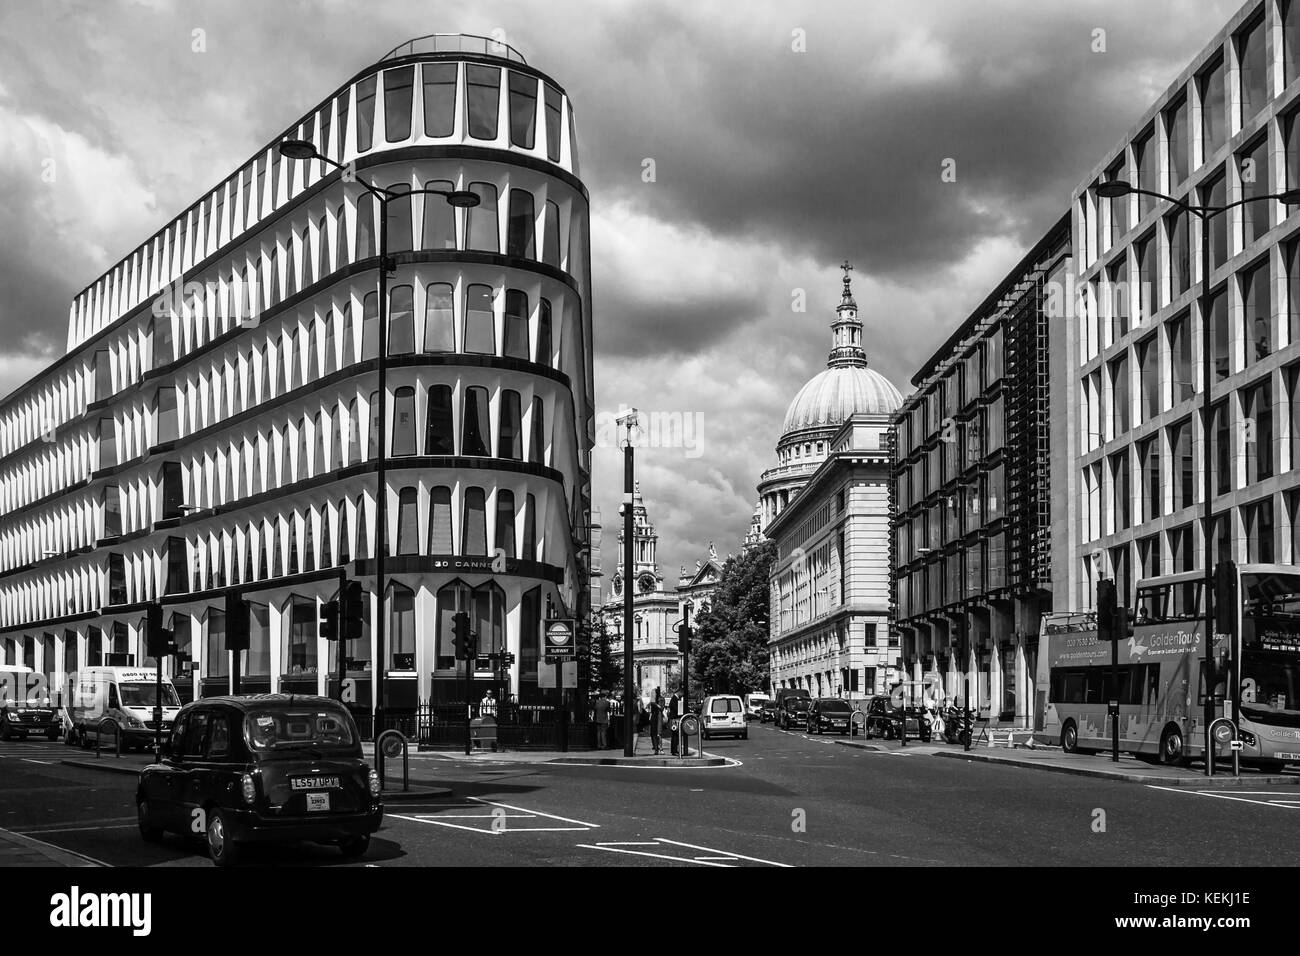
[277,139,478,737]
[1092,179,1300,773]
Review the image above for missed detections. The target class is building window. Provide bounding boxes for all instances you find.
[467,183,499,253]
[355,75,377,152]
[388,583,415,669]
[462,386,491,457]
[543,200,561,268]
[389,284,415,355]
[495,489,516,558]
[1139,435,1161,523]
[384,66,414,142]
[1209,287,1230,381]
[1110,354,1129,437]
[522,493,537,559]
[206,610,228,679]
[508,71,537,148]
[1246,498,1275,563]
[1240,137,1270,244]
[1111,451,1131,531]
[1168,312,1193,404]
[544,85,563,163]
[284,596,318,677]
[506,189,536,258]
[429,486,453,553]
[1202,171,1227,271]
[155,386,178,445]
[362,292,380,360]
[1213,399,1232,496]
[462,488,488,555]
[466,65,501,140]
[503,289,529,359]
[1170,418,1193,511]
[424,282,455,351]
[425,384,454,455]
[1105,155,1128,246]
[396,487,418,556]
[98,417,117,470]
[1135,232,1157,321]
[436,581,470,670]
[1165,96,1188,187]
[1167,211,1189,297]
[464,283,495,353]
[537,298,553,366]
[422,183,456,250]
[386,184,413,254]
[1237,15,1267,126]
[103,486,122,538]
[1137,335,1159,422]
[422,62,456,137]
[392,386,416,457]
[1135,128,1158,218]
[1199,54,1226,159]
[1245,378,1273,482]
[1242,261,1272,368]
[498,390,523,460]
[152,317,174,368]
[357,192,376,260]
[1139,534,1162,580]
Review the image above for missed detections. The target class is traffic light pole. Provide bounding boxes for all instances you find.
[154,632,163,764]
[1198,206,1216,778]
[622,425,635,758]
[1110,612,1120,763]
[681,603,691,754]
[374,197,390,743]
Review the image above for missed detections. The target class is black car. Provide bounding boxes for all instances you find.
[807,698,853,735]
[0,703,60,741]
[759,700,780,723]
[862,696,930,741]
[136,695,383,866]
[776,697,810,731]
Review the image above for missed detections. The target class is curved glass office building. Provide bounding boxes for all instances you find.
[0,35,595,713]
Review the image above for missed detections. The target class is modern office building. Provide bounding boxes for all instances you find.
[1069,0,1300,613]
[891,217,1070,725]
[0,34,595,713]
[764,269,903,697]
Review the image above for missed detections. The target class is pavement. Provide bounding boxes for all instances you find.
[0,826,101,867]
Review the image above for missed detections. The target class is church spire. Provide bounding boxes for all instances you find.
[828,259,868,369]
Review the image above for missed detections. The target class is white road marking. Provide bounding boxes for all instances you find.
[21,758,54,765]
[578,837,790,867]
[577,844,733,866]
[389,796,601,835]
[654,837,793,867]
[1147,785,1300,809]
[20,823,137,834]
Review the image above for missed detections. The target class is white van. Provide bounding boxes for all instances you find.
[68,667,181,752]
[701,694,747,741]
[743,693,771,719]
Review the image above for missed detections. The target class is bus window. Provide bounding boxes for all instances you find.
[1084,670,1104,704]
[1135,586,1166,622]
[1145,664,1160,707]
[1171,582,1202,620]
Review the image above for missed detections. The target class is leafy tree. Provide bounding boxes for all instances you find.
[586,616,623,694]
[690,540,774,695]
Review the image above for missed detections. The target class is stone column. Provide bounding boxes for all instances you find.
[1015,637,1029,728]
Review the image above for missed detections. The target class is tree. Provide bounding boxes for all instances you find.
[690,540,774,695]
[587,615,623,694]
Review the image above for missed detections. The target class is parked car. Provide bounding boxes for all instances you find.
[773,687,811,710]
[862,696,930,741]
[0,701,61,741]
[701,695,748,740]
[776,697,810,731]
[743,693,771,721]
[136,694,383,867]
[807,698,853,735]
[759,700,780,723]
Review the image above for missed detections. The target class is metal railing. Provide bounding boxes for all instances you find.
[381,33,527,64]
[94,717,122,758]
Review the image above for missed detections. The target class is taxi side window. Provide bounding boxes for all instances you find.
[208,713,231,759]
[169,714,189,755]
[182,712,210,759]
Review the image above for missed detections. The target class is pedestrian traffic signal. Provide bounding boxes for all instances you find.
[319,599,340,641]
[340,579,364,642]
[1097,579,1117,641]
[145,603,176,658]
[225,592,251,652]
[1214,559,1238,636]
[675,621,692,654]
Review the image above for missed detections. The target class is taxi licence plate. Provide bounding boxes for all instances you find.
[291,776,340,790]
[306,792,331,812]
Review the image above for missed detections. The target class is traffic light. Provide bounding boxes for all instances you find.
[319,599,340,641]
[675,621,692,654]
[1097,579,1118,641]
[340,580,364,642]
[225,592,251,651]
[452,611,474,660]
[145,603,175,658]
[1214,559,1238,636]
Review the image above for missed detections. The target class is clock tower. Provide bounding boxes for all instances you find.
[608,481,664,600]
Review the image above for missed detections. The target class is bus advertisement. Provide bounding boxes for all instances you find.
[1037,564,1300,769]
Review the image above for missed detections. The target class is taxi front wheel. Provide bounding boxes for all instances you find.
[206,808,241,867]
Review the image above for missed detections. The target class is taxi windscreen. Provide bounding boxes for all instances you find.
[244,707,357,752]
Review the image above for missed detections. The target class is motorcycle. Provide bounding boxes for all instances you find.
[942,706,973,746]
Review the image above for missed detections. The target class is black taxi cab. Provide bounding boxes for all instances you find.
[136,695,383,866]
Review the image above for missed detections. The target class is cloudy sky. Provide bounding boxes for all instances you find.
[0,0,1245,580]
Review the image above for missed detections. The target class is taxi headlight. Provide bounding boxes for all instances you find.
[368,768,381,797]
[240,773,257,805]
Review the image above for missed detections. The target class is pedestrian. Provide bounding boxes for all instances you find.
[594,692,610,749]
[650,689,665,755]
[668,691,682,756]
[479,688,497,718]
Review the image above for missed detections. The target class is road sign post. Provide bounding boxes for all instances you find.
[545,620,576,753]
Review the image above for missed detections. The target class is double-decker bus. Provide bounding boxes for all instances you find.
[1037,564,1300,768]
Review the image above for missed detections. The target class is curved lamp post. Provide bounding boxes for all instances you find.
[1092,179,1300,773]
[277,139,478,736]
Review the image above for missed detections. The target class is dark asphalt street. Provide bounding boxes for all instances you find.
[3,724,1299,867]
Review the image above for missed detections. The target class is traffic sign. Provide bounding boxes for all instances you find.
[544,619,576,659]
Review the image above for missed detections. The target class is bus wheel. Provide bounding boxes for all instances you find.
[1060,720,1079,754]
[1159,725,1186,766]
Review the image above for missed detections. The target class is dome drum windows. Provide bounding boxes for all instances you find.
[465,65,501,141]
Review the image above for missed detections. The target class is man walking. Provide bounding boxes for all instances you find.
[479,688,498,718]
[650,689,665,755]
[594,692,610,749]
